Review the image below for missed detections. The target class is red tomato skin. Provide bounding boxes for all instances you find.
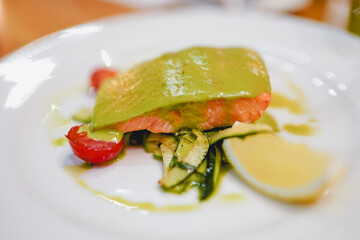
[90,68,117,91]
[66,125,124,164]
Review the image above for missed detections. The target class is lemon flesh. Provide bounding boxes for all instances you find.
[223,133,331,203]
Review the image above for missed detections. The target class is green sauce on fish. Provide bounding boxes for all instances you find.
[92,47,271,128]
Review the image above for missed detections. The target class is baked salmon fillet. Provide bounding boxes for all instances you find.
[92,47,271,133]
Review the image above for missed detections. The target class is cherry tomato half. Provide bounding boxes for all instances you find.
[66,125,124,164]
[90,68,118,91]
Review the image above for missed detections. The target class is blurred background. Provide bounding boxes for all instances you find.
[0,0,359,58]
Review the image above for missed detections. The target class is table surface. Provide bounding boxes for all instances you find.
[0,0,331,58]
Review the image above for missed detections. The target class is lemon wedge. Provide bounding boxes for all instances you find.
[223,133,334,203]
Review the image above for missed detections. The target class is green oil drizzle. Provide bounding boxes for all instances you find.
[270,79,308,114]
[64,162,94,178]
[64,151,126,178]
[308,118,318,123]
[270,92,306,114]
[265,81,320,137]
[63,151,201,212]
[220,193,245,202]
[254,112,280,132]
[283,124,315,136]
[97,150,126,166]
[97,191,199,212]
[52,137,68,146]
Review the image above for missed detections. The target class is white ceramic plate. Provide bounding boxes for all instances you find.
[1,7,360,240]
